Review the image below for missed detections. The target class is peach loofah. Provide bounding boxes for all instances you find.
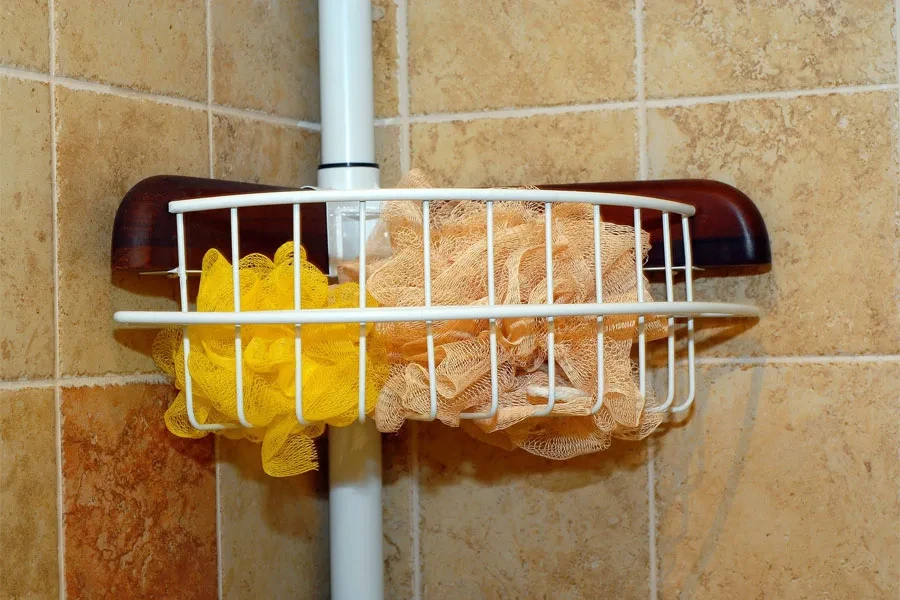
[366,170,667,459]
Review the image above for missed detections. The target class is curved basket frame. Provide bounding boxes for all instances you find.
[114,188,759,432]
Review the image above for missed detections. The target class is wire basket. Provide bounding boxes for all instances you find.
[114,187,759,432]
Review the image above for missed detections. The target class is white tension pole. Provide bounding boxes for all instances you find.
[317,1,384,599]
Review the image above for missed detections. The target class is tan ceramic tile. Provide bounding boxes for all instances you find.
[219,429,412,600]
[61,384,216,598]
[383,429,413,598]
[0,78,54,380]
[655,363,900,599]
[0,388,59,599]
[644,0,896,98]
[411,110,638,187]
[375,124,402,186]
[213,119,401,189]
[56,88,208,376]
[647,92,899,357]
[213,113,320,187]
[55,0,207,100]
[419,424,649,599]
[408,0,635,114]
[212,0,318,120]
[0,0,49,70]
[218,438,329,599]
[373,0,398,118]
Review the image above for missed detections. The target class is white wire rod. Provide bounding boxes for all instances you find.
[633,209,647,409]
[408,201,439,422]
[650,212,677,412]
[357,200,368,423]
[231,209,253,428]
[459,201,500,420]
[589,204,605,415]
[115,300,759,326]
[672,215,698,413]
[177,213,236,432]
[533,202,556,417]
[166,188,697,216]
[292,204,308,425]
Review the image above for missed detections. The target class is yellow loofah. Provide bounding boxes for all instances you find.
[153,242,389,477]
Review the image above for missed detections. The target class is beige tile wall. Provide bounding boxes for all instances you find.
[0,77,54,380]
[407,0,635,113]
[2,0,899,599]
[55,0,208,100]
[0,388,59,598]
[386,0,900,598]
[654,363,900,599]
[217,439,329,599]
[1,1,327,598]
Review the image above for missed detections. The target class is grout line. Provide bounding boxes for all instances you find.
[3,353,896,392]
[635,0,648,180]
[635,2,654,597]
[0,65,50,82]
[896,0,900,331]
[54,385,65,600]
[377,82,900,127]
[397,0,411,173]
[53,75,209,109]
[49,29,59,390]
[0,373,172,391]
[410,422,421,600]
[58,372,172,387]
[896,19,900,351]
[206,0,214,181]
[47,0,67,595]
[895,93,900,371]
[396,2,418,595]
[399,115,411,175]
[2,63,896,131]
[205,4,223,599]
[895,0,900,90]
[0,64,320,130]
[647,443,657,600]
[645,82,900,108]
[215,438,224,600]
[389,100,639,127]
[896,0,900,349]
[211,104,321,131]
[0,379,57,391]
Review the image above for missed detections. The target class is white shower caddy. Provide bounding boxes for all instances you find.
[114,2,759,598]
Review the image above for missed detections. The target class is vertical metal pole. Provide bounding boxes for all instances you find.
[318,1,384,599]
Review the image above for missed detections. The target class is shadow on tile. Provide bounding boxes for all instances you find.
[415,421,651,599]
[110,271,179,364]
[417,422,647,491]
[646,320,762,368]
[653,363,900,597]
[651,366,766,598]
[219,436,328,532]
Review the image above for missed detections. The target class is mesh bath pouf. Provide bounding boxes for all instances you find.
[366,170,667,459]
[154,242,389,476]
